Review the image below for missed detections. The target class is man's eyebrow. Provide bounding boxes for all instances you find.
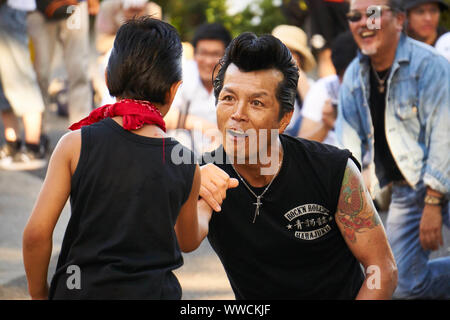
[221,87,236,95]
[250,92,269,98]
[221,87,269,98]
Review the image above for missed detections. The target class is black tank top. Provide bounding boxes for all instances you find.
[49,118,196,299]
[203,135,365,299]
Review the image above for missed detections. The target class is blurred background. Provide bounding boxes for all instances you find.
[1,0,449,300]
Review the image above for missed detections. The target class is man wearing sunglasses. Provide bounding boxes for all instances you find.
[336,0,450,299]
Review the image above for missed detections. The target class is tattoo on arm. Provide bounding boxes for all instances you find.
[337,164,381,243]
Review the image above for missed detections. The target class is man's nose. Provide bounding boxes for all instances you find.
[230,101,248,121]
[357,14,370,29]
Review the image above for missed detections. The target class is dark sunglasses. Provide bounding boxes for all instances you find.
[346,5,392,22]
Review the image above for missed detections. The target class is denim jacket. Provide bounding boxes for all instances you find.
[336,34,450,197]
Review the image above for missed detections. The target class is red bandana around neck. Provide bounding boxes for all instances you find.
[69,99,166,132]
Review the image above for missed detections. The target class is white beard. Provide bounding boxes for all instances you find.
[361,46,378,56]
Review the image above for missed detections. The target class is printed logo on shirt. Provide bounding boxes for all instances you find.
[284,204,333,241]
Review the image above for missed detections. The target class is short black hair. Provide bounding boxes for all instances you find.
[106,17,182,105]
[213,32,299,119]
[191,23,232,50]
[331,31,358,77]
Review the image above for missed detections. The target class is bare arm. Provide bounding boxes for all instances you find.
[22,131,81,300]
[175,165,212,252]
[298,99,336,143]
[298,117,329,142]
[335,159,398,300]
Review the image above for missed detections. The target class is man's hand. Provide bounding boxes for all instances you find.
[200,164,239,212]
[420,204,443,251]
[321,99,337,130]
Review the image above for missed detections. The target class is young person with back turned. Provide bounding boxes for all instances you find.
[22,17,214,300]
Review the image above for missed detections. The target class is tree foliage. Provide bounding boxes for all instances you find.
[441,0,450,30]
[158,0,287,41]
[103,0,450,42]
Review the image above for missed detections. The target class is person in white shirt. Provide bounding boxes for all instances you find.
[298,31,358,146]
[435,32,450,61]
[165,23,232,156]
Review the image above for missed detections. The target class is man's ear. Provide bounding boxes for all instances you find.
[395,11,407,32]
[166,80,183,106]
[105,70,109,90]
[278,110,293,134]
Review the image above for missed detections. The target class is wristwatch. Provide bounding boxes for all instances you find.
[424,194,445,206]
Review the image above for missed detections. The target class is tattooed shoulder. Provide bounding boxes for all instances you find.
[336,159,381,243]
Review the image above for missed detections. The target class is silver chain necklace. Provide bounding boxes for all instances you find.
[230,157,282,224]
[371,64,391,94]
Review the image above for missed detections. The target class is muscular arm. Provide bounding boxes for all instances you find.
[336,159,398,300]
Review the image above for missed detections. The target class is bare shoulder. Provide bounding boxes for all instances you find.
[336,158,382,243]
[56,130,81,153]
[52,130,82,174]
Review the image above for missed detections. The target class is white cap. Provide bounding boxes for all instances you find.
[435,32,450,62]
[122,0,148,10]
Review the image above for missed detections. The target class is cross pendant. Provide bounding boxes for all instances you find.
[252,196,262,223]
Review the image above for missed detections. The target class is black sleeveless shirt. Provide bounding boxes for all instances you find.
[49,118,196,299]
[203,135,365,299]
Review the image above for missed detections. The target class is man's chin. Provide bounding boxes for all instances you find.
[361,46,378,56]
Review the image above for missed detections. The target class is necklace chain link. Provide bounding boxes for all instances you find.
[230,158,281,224]
[371,65,391,94]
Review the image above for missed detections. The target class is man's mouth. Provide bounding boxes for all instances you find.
[226,128,249,139]
[360,30,377,39]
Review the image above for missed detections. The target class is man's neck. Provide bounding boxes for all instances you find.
[232,141,283,188]
[369,35,401,72]
[370,50,396,72]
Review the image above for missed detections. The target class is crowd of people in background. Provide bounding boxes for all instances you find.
[1,0,449,300]
[1,0,449,169]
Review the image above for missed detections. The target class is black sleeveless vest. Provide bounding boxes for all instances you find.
[203,135,365,299]
[49,118,196,299]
